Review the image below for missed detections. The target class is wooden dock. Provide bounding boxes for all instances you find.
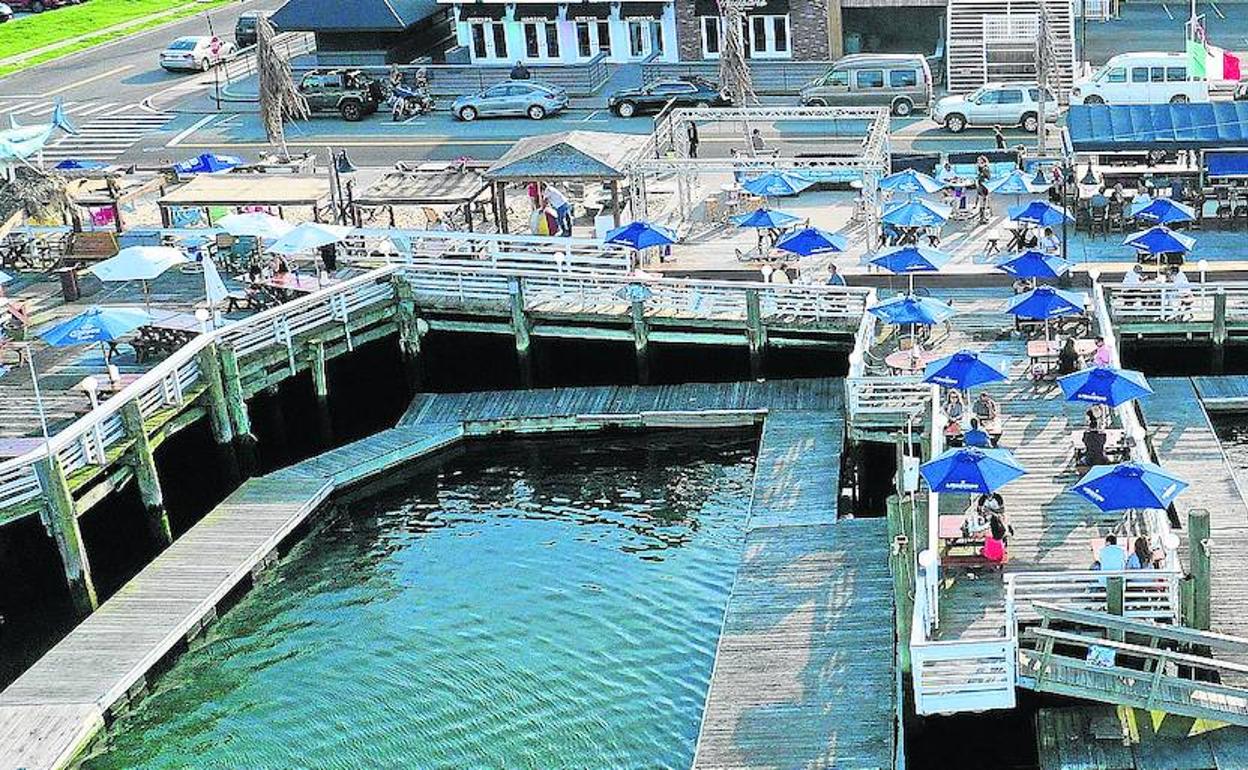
[1143,377,1248,678]
[0,422,462,770]
[1192,375,1248,412]
[692,412,895,770]
[1037,705,1248,770]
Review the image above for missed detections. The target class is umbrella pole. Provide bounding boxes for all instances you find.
[142,281,151,314]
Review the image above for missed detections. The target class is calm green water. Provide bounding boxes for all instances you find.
[78,432,755,770]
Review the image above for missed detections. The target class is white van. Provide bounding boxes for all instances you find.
[1071,52,1210,105]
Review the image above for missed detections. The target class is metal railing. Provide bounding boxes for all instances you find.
[222,32,316,85]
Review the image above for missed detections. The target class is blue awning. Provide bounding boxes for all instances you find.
[1207,151,1248,178]
[1067,103,1248,153]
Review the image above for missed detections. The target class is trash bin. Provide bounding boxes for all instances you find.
[55,267,81,302]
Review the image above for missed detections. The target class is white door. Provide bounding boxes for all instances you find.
[626,19,661,59]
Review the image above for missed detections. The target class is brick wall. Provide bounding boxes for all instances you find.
[672,0,833,62]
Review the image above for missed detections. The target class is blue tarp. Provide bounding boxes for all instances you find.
[1067,103,1248,153]
[1207,151,1248,178]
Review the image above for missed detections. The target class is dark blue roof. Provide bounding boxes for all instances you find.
[271,0,441,31]
[1068,103,1248,153]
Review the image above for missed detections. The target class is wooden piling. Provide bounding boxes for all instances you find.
[120,401,172,546]
[1190,508,1212,631]
[218,344,258,475]
[1106,576,1124,641]
[196,345,233,446]
[630,298,650,385]
[308,340,328,404]
[1213,290,1227,374]
[508,276,533,387]
[393,276,424,389]
[34,456,98,617]
[745,289,767,380]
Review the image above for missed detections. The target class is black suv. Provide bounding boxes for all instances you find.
[297,69,384,121]
[608,76,731,118]
[234,11,267,48]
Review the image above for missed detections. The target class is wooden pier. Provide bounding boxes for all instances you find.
[0,378,898,769]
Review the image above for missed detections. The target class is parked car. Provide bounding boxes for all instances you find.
[234,11,270,49]
[298,69,384,121]
[931,83,1056,133]
[159,36,237,72]
[799,53,932,116]
[7,0,74,11]
[452,81,568,121]
[0,3,12,21]
[1235,82,1248,101]
[608,76,731,118]
[1071,52,1209,105]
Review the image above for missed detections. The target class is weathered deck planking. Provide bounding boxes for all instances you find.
[692,411,896,770]
[1193,375,1248,412]
[1143,377,1248,681]
[1037,705,1248,770]
[0,423,462,770]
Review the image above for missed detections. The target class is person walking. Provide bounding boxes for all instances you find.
[544,183,572,236]
[687,121,700,159]
[993,125,1006,150]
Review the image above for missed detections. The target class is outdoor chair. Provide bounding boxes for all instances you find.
[1089,202,1108,237]
[1217,187,1233,222]
[1106,201,1125,233]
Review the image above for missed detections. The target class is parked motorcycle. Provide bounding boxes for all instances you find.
[392,84,434,121]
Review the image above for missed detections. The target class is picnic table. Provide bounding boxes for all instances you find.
[132,312,201,363]
[885,347,942,375]
[937,513,991,568]
[240,272,331,305]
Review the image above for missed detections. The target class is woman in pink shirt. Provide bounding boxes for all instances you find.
[1092,336,1113,366]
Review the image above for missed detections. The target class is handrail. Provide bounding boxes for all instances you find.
[1005,569,1183,628]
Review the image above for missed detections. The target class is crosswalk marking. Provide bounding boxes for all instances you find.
[0,98,175,162]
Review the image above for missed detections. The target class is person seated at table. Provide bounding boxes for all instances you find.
[1121,264,1144,286]
[1057,337,1080,375]
[1127,536,1156,570]
[1039,227,1060,255]
[981,513,1008,566]
[1081,425,1109,466]
[943,390,966,425]
[962,494,1002,537]
[973,392,1000,430]
[247,262,262,283]
[964,417,993,448]
[1012,277,1034,294]
[273,256,291,276]
[1092,336,1113,366]
[825,264,846,287]
[1092,534,1127,571]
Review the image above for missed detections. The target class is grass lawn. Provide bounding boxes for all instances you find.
[0,0,234,77]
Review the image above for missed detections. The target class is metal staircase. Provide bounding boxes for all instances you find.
[1017,603,1248,727]
[945,0,1076,97]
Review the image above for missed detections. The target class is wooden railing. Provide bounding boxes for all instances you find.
[846,377,933,422]
[1005,570,1182,626]
[0,266,401,523]
[343,229,633,274]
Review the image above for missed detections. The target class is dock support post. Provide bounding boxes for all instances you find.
[1106,576,1124,641]
[1213,289,1227,373]
[196,344,240,485]
[308,340,328,405]
[745,289,767,380]
[509,277,533,387]
[393,277,424,390]
[1190,508,1212,631]
[218,344,258,476]
[630,298,650,385]
[120,401,172,547]
[34,457,98,617]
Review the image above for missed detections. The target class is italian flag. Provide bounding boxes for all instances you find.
[1188,37,1242,80]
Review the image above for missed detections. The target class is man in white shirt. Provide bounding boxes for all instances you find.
[1121,264,1144,285]
[544,183,571,236]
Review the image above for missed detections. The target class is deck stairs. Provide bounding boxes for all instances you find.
[946,0,1076,97]
[1016,603,1248,727]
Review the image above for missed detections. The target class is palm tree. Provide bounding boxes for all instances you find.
[256,15,309,159]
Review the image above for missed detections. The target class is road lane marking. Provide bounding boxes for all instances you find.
[581,110,600,122]
[165,115,218,147]
[45,65,134,96]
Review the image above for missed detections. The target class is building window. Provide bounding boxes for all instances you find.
[545,22,560,58]
[597,20,611,55]
[525,23,541,58]
[701,16,720,58]
[626,18,662,59]
[521,19,560,60]
[746,15,789,59]
[469,20,508,61]
[573,19,610,58]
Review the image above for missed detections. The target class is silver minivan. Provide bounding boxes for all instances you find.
[799,54,933,116]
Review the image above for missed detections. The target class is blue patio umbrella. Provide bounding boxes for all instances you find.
[869,244,951,293]
[881,198,952,228]
[173,152,244,175]
[731,207,804,229]
[996,250,1073,280]
[1123,225,1195,255]
[0,269,12,285]
[1129,197,1196,225]
[1073,461,1187,511]
[1058,365,1152,407]
[868,293,956,326]
[923,350,1011,390]
[1009,200,1073,227]
[920,446,1027,494]
[1005,285,1086,320]
[986,169,1049,196]
[605,220,677,250]
[880,168,945,196]
[774,226,847,257]
[741,170,815,198]
[53,159,108,171]
[37,306,151,347]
